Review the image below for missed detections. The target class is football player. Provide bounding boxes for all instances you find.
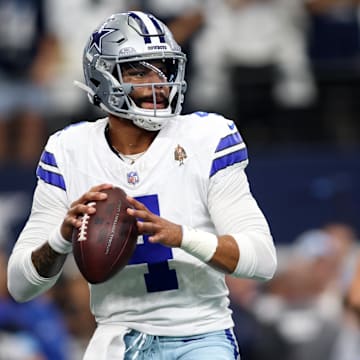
[7,11,277,360]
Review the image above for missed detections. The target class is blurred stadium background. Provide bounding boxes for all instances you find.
[1,1,360,359]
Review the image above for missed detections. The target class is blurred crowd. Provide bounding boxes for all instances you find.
[227,222,360,360]
[1,0,360,165]
[1,0,360,359]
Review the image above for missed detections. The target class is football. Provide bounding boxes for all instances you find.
[72,187,138,284]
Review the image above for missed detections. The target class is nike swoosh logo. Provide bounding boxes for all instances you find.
[228,122,235,130]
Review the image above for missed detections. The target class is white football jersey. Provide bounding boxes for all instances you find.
[14,112,269,337]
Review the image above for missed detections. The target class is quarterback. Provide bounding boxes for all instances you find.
[7,11,277,360]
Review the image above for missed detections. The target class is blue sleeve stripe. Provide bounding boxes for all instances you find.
[36,166,66,191]
[40,151,58,167]
[215,132,243,153]
[210,148,248,177]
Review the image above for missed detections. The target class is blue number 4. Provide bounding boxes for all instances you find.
[128,194,179,292]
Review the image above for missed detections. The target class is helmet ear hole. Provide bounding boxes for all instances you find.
[90,78,100,87]
[112,65,121,82]
[93,95,101,107]
[181,81,187,94]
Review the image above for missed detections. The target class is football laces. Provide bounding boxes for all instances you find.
[77,202,96,241]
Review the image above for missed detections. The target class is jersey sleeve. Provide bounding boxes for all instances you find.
[7,133,69,302]
[207,119,277,280]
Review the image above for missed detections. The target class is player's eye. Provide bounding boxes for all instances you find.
[127,69,146,78]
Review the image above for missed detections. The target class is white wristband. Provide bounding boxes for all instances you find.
[180,226,218,262]
[48,226,73,254]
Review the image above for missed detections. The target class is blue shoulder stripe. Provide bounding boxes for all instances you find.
[210,148,248,177]
[36,166,66,191]
[215,132,243,153]
[40,150,58,167]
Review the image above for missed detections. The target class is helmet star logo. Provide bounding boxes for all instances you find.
[90,28,116,52]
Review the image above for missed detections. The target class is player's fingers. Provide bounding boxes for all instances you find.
[89,183,113,192]
[62,191,106,240]
[72,203,96,216]
[147,232,166,243]
[83,191,108,203]
[150,224,182,246]
[126,196,148,211]
[136,221,160,235]
[64,214,81,229]
[127,207,155,222]
[70,190,108,208]
[70,184,112,207]
[67,203,96,227]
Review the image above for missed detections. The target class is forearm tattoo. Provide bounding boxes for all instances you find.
[31,242,67,278]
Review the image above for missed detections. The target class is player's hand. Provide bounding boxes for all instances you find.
[60,184,113,241]
[126,196,182,248]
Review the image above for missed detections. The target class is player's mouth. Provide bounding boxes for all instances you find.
[139,96,169,110]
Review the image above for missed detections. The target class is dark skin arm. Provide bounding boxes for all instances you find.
[31,244,67,278]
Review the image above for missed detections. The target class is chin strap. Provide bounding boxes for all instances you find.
[74,79,111,109]
[73,80,95,97]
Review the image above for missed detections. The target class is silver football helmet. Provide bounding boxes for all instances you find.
[77,11,187,131]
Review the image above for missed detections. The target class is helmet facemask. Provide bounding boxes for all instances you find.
[108,56,186,130]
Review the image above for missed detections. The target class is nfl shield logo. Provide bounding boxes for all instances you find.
[127,171,139,185]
